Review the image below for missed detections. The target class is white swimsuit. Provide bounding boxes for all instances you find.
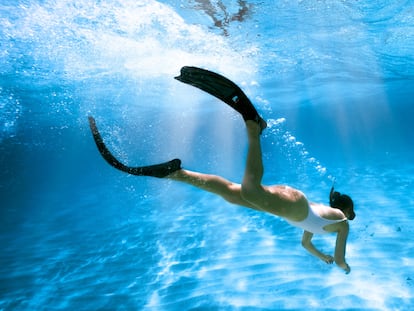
[286,203,346,234]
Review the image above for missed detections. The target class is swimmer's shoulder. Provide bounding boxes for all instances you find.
[311,203,346,221]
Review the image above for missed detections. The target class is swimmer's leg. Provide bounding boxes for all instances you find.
[89,117,261,211]
[240,121,283,215]
[241,121,265,198]
[167,169,261,210]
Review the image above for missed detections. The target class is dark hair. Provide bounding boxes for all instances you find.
[329,187,356,220]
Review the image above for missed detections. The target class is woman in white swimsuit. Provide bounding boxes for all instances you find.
[89,67,355,274]
[168,120,355,274]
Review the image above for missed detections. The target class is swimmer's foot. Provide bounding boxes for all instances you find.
[253,115,267,134]
[127,158,182,178]
[175,66,267,134]
[88,116,182,178]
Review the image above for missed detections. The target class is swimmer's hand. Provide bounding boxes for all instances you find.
[337,262,351,274]
[321,254,334,264]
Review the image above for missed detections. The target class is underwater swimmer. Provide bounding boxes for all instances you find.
[88,66,355,274]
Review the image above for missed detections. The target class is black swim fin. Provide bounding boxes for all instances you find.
[175,66,266,131]
[88,116,181,178]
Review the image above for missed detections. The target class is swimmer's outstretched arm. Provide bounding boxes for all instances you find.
[334,221,351,274]
[302,224,351,274]
[301,231,334,264]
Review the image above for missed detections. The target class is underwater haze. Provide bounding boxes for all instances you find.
[1,0,414,310]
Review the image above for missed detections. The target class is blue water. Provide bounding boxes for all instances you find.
[1,0,414,310]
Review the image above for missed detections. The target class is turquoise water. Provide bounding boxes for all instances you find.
[1,0,414,310]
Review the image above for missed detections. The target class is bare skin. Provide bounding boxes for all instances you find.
[168,120,351,273]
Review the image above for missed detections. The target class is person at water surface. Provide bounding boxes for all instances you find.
[89,66,356,274]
